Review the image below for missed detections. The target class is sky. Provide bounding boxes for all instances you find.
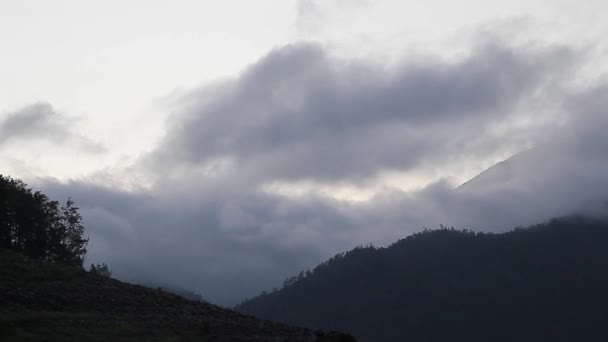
[2,0,608,305]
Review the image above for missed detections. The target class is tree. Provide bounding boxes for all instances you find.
[0,175,88,266]
[60,198,88,264]
[90,263,112,278]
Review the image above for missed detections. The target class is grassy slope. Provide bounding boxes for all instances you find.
[0,249,355,342]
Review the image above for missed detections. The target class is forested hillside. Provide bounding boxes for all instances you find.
[237,216,608,342]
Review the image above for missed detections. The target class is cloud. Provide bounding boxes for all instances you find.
[152,41,574,184]
[0,103,104,153]
[38,178,354,305]
[31,36,608,308]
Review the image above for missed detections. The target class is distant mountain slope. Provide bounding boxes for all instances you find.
[458,148,536,191]
[236,216,608,342]
[0,249,355,342]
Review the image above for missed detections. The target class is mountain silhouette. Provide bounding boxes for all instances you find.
[237,216,608,342]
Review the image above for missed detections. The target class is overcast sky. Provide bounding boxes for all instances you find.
[2,0,608,305]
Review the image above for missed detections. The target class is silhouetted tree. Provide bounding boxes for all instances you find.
[90,263,112,278]
[0,175,88,266]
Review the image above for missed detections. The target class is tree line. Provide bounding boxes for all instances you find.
[0,175,88,265]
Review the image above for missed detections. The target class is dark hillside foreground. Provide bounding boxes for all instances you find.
[237,216,608,342]
[0,249,356,341]
[0,174,355,340]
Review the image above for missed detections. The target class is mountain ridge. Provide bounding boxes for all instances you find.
[458,148,536,191]
[236,215,608,342]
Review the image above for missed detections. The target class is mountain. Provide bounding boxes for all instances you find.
[0,249,356,341]
[236,216,608,342]
[458,149,537,191]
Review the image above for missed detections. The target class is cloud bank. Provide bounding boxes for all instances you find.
[32,36,608,306]
[152,41,572,183]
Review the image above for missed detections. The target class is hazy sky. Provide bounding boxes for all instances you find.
[2,0,608,305]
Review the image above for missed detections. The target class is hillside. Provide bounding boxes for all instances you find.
[236,216,608,342]
[0,249,355,341]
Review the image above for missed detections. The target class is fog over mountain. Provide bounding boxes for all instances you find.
[13,33,603,306]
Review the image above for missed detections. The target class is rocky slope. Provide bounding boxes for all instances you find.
[0,250,355,342]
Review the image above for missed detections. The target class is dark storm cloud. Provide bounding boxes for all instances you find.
[0,103,104,152]
[154,41,573,182]
[31,38,608,307]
